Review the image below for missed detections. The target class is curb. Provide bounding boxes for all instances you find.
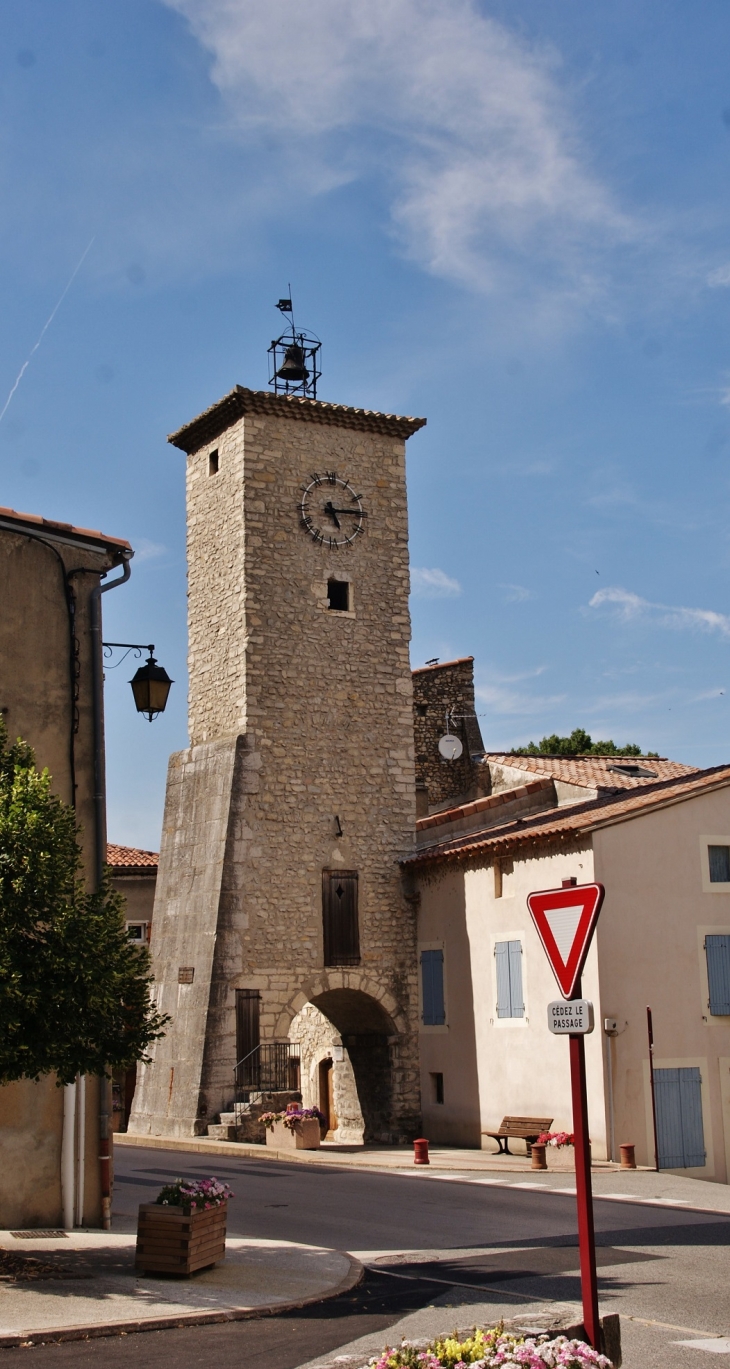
[0,1252,363,1350]
[113,1136,730,1216]
[113,1133,609,1175]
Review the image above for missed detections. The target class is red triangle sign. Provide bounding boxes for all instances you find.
[527,882,604,999]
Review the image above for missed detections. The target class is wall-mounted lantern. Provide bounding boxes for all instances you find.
[103,642,173,721]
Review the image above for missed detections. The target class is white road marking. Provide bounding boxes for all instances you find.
[672,1341,730,1354]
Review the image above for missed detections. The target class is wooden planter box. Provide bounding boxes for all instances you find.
[135,1201,227,1276]
[266,1117,321,1150]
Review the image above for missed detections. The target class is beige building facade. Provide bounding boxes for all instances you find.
[129,387,426,1143]
[0,505,132,1228]
[409,748,730,1182]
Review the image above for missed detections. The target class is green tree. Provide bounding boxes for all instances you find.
[0,724,168,1085]
[511,728,658,758]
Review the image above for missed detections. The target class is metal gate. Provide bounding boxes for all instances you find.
[654,1066,706,1168]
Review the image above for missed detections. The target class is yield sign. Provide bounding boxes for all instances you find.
[527,883,604,999]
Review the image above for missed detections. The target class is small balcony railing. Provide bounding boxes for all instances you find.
[234,1042,301,1112]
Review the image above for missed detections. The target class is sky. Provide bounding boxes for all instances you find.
[3,0,730,849]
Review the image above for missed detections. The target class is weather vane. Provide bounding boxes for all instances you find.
[268,287,321,399]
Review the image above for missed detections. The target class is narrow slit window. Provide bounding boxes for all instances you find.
[421,949,446,1025]
[430,1071,444,1104]
[209,449,219,476]
[327,579,350,611]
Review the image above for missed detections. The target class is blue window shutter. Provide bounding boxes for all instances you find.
[421,950,445,1026]
[508,941,524,1018]
[708,845,730,883]
[678,1068,706,1167]
[706,935,730,1015]
[655,1067,706,1169]
[495,942,511,1018]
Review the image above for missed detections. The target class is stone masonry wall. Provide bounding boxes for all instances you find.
[134,397,423,1140]
[413,657,487,814]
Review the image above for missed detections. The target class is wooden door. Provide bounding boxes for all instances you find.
[318,1058,338,1138]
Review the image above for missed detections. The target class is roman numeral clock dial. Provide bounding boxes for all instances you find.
[299,472,367,549]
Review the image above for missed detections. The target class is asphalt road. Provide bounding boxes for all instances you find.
[8,1145,730,1368]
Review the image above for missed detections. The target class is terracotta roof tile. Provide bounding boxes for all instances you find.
[107,844,159,871]
[168,386,427,454]
[417,777,553,832]
[0,506,131,556]
[485,753,697,792]
[404,764,730,868]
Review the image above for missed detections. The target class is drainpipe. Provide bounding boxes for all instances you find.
[75,1074,86,1226]
[89,554,132,887]
[89,552,133,1230]
[61,1082,76,1231]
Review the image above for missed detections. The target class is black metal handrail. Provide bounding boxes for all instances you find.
[234,1042,301,1110]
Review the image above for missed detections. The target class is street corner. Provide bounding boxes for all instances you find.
[0,1231,363,1348]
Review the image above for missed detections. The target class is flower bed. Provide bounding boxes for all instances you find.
[367,1326,611,1369]
[260,1106,325,1131]
[536,1131,575,1149]
[155,1176,233,1209]
[261,1105,325,1150]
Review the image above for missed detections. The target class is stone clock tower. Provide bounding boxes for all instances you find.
[129,385,426,1142]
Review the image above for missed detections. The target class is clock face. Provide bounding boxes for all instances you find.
[299,471,366,549]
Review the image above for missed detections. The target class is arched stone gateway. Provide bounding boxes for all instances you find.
[277,973,416,1144]
[289,987,402,1144]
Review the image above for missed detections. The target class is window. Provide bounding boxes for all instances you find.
[654,1066,706,1168]
[495,940,524,1018]
[421,949,445,1025]
[415,704,428,717]
[327,579,350,611]
[430,1071,444,1104]
[126,922,147,943]
[209,449,219,475]
[705,935,730,1014]
[323,871,360,966]
[709,846,730,883]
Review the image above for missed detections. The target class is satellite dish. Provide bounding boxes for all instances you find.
[438,733,463,760]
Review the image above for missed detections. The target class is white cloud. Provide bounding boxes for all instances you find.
[133,538,168,562]
[161,0,634,302]
[411,566,462,598]
[499,583,533,603]
[589,586,730,640]
[475,684,565,715]
[707,265,730,288]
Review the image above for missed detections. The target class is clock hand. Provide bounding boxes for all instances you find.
[324,507,367,516]
[323,500,341,529]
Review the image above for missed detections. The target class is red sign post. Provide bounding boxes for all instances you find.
[527,880,605,1349]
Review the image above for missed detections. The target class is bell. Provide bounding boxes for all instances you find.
[277,343,309,384]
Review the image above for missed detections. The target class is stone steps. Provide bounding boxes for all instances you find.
[206,1092,303,1143]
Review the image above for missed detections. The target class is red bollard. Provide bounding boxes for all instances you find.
[413,1137,430,1165]
[620,1143,636,1169]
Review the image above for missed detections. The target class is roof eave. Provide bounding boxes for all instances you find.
[167,386,427,454]
[405,768,730,870]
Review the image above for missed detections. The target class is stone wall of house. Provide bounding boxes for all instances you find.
[413,657,487,814]
[131,395,424,1142]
